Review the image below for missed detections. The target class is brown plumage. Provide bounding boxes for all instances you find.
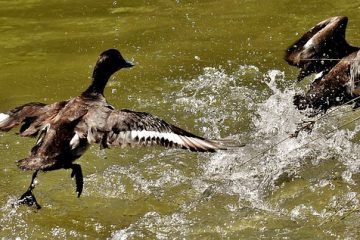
[285,16,360,114]
[0,49,229,208]
[293,51,360,113]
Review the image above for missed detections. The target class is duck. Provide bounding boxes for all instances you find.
[284,16,360,115]
[0,49,229,209]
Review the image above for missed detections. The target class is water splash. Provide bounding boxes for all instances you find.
[172,65,265,139]
[112,212,190,240]
[109,65,360,238]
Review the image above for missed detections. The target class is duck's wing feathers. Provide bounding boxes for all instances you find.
[81,109,227,152]
[0,101,67,137]
[285,16,355,81]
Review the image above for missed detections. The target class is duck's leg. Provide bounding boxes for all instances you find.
[70,164,83,197]
[17,170,41,209]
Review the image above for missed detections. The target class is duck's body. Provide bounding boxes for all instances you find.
[0,49,227,208]
[285,16,360,114]
[15,97,89,171]
[293,51,360,113]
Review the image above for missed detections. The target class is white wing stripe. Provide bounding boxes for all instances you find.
[0,113,9,124]
[106,130,219,150]
[112,130,210,148]
[125,130,183,145]
[168,133,184,145]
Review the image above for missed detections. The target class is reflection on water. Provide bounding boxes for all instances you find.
[1,0,360,239]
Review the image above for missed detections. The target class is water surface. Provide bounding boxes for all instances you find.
[1,0,360,239]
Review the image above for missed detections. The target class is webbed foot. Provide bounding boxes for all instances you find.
[15,170,41,209]
[17,189,41,209]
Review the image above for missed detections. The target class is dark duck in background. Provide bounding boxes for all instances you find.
[284,16,360,115]
[0,49,228,209]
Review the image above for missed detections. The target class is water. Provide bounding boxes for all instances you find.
[1,0,360,239]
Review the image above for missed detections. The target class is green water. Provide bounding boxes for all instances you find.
[1,0,360,239]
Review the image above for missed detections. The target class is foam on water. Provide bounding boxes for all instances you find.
[109,65,360,238]
[172,65,264,139]
[111,212,190,240]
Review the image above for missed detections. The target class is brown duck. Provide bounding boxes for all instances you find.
[0,49,228,209]
[285,16,360,114]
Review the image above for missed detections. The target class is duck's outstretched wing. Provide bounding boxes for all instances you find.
[285,16,356,81]
[0,101,67,137]
[78,109,229,152]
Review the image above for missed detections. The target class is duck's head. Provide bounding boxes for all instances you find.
[94,49,134,76]
[84,49,134,96]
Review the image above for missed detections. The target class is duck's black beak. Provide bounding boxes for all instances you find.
[124,61,134,68]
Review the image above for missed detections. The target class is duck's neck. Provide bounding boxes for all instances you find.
[82,69,112,97]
